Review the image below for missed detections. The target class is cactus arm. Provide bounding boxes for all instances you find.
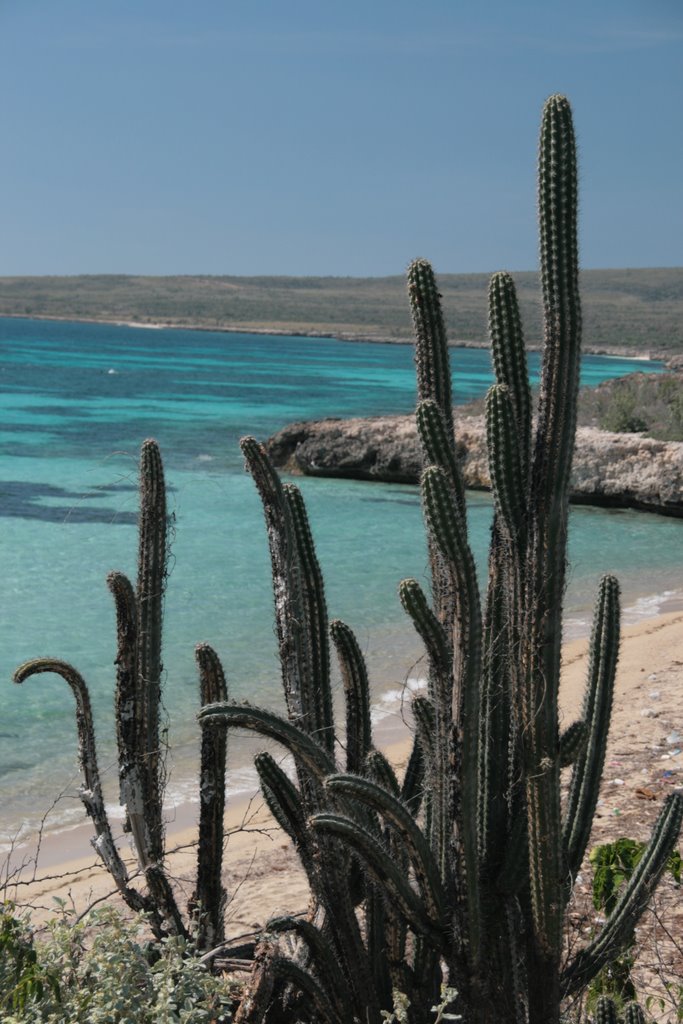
[485,384,525,546]
[562,792,683,996]
[255,751,308,849]
[523,95,581,963]
[199,702,336,782]
[266,916,350,1015]
[399,577,450,676]
[267,955,347,1024]
[421,463,482,944]
[477,535,516,884]
[421,466,482,700]
[488,270,531,484]
[107,570,138,813]
[133,441,188,937]
[558,719,587,768]
[411,695,436,764]
[622,1002,646,1024]
[532,94,582,521]
[107,567,163,892]
[363,749,411,991]
[563,575,620,881]
[364,749,401,797]
[283,483,333,753]
[407,258,454,434]
[191,643,228,949]
[595,996,619,1024]
[240,436,304,724]
[416,399,466,524]
[254,750,327,906]
[310,812,444,946]
[400,731,425,818]
[135,439,167,864]
[242,441,334,756]
[12,659,147,912]
[330,619,372,774]
[325,774,447,924]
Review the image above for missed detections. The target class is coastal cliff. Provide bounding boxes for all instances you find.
[267,414,683,517]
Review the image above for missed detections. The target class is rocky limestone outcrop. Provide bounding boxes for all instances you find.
[267,414,683,517]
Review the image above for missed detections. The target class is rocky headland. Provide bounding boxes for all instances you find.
[267,414,683,517]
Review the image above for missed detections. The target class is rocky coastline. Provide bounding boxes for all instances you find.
[267,414,683,517]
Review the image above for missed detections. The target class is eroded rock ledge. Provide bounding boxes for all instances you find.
[267,415,683,517]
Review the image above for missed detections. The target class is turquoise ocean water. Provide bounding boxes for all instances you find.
[1,317,680,845]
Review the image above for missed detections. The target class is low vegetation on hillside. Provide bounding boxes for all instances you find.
[460,371,683,442]
[579,371,683,440]
[1,267,682,355]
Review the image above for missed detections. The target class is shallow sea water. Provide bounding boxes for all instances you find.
[1,317,679,843]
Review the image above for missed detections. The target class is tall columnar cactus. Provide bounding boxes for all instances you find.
[12,92,682,1023]
[201,94,682,1024]
[14,440,229,942]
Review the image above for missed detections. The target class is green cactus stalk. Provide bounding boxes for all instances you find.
[488,270,531,482]
[622,1001,646,1024]
[190,642,229,949]
[136,438,167,861]
[563,574,621,880]
[562,792,683,995]
[595,995,620,1024]
[330,619,373,774]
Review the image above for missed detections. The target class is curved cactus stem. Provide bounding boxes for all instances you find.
[330,619,372,774]
[364,749,401,797]
[562,792,683,996]
[254,751,321,896]
[558,719,587,768]
[325,774,447,925]
[266,916,349,1014]
[191,643,228,949]
[267,954,348,1024]
[399,577,449,677]
[199,702,336,782]
[13,658,148,915]
[488,270,531,484]
[255,751,307,848]
[310,812,444,947]
[563,575,620,882]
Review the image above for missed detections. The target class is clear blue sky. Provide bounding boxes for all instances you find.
[1,0,681,276]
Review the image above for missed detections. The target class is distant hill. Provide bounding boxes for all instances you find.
[1,267,682,356]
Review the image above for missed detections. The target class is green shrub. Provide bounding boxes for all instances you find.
[0,904,233,1024]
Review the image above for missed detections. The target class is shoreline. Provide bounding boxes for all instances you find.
[5,607,682,932]
[0,312,667,361]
